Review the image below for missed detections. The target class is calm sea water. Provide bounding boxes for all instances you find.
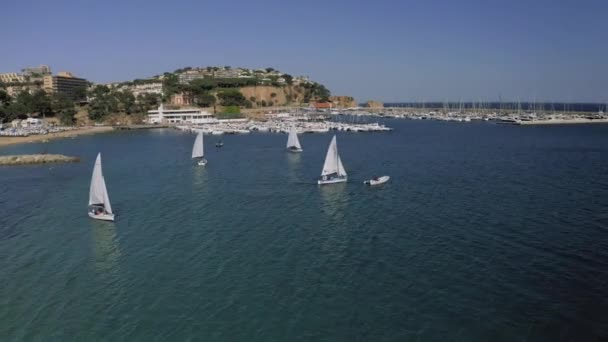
[1,120,608,341]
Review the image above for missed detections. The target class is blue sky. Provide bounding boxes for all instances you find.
[2,0,607,102]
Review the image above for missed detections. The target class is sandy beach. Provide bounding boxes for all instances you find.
[0,126,114,147]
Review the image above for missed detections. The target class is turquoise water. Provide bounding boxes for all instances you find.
[1,121,608,341]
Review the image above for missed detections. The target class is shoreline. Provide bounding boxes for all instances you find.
[516,118,608,125]
[0,126,114,148]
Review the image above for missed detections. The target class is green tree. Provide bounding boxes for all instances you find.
[72,86,88,102]
[217,89,249,107]
[30,90,52,117]
[0,89,11,106]
[282,74,293,85]
[188,78,216,92]
[87,85,119,121]
[115,90,136,114]
[217,105,243,119]
[173,66,192,73]
[3,102,28,122]
[136,93,159,110]
[194,93,216,107]
[51,94,77,125]
[249,96,256,102]
[162,73,180,98]
[15,91,34,114]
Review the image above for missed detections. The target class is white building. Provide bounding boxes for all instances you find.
[131,82,163,97]
[147,104,216,124]
[21,118,43,128]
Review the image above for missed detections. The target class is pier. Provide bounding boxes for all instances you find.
[175,118,392,135]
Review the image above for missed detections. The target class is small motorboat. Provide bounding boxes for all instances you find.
[216,141,224,148]
[364,176,390,186]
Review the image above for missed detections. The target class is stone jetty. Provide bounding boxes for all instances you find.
[0,154,79,166]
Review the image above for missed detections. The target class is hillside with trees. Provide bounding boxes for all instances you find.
[0,66,333,125]
[0,85,80,125]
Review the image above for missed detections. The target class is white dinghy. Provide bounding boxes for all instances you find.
[364,175,390,186]
[192,131,207,166]
[318,135,347,185]
[88,153,115,221]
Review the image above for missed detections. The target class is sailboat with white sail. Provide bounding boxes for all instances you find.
[318,135,347,185]
[286,126,303,152]
[88,153,115,221]
[192,131,207,166]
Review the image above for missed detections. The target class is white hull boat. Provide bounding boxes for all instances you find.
[318,175,347,185]
[88,153,115,222]
[364,176,390,186]
[88,212,115,221]
[318,135,347,185]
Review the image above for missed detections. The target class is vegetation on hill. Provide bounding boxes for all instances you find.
[0,66,334,124]
[158,66,330,107]
[216,105,243,119]
[0,87,79,125]
[87,85,159,122]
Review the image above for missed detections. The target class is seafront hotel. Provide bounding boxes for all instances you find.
[147,104,216,124]
[42,72,88,99]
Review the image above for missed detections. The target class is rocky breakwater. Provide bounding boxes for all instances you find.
[0,154,80,166]
[329,96,357,108]
[366,100,384,109]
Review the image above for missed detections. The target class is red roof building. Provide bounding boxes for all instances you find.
[312,102,333,109]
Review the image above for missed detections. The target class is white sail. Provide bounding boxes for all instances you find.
[192,131,204,158]
[286,126,302,149]
[337,155,346,176]
[321,135,346,176]
[89,153,113,214]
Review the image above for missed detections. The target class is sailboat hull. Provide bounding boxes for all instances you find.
[287,147,303,153]
[317,176,347,185]
[88,212,115,221]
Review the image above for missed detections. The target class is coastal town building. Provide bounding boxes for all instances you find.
[147,104,215,124]
[170,92,194,106]
[130,82,163,97]
[4,84,40,97]
[178,71,208,84]
[43,73,88,99]
[0,72,25,83]
[312,102,334,110]
[22,65,51,77]
[20,118,43,128]
[175,67,290,84]
[214,68,240,78]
